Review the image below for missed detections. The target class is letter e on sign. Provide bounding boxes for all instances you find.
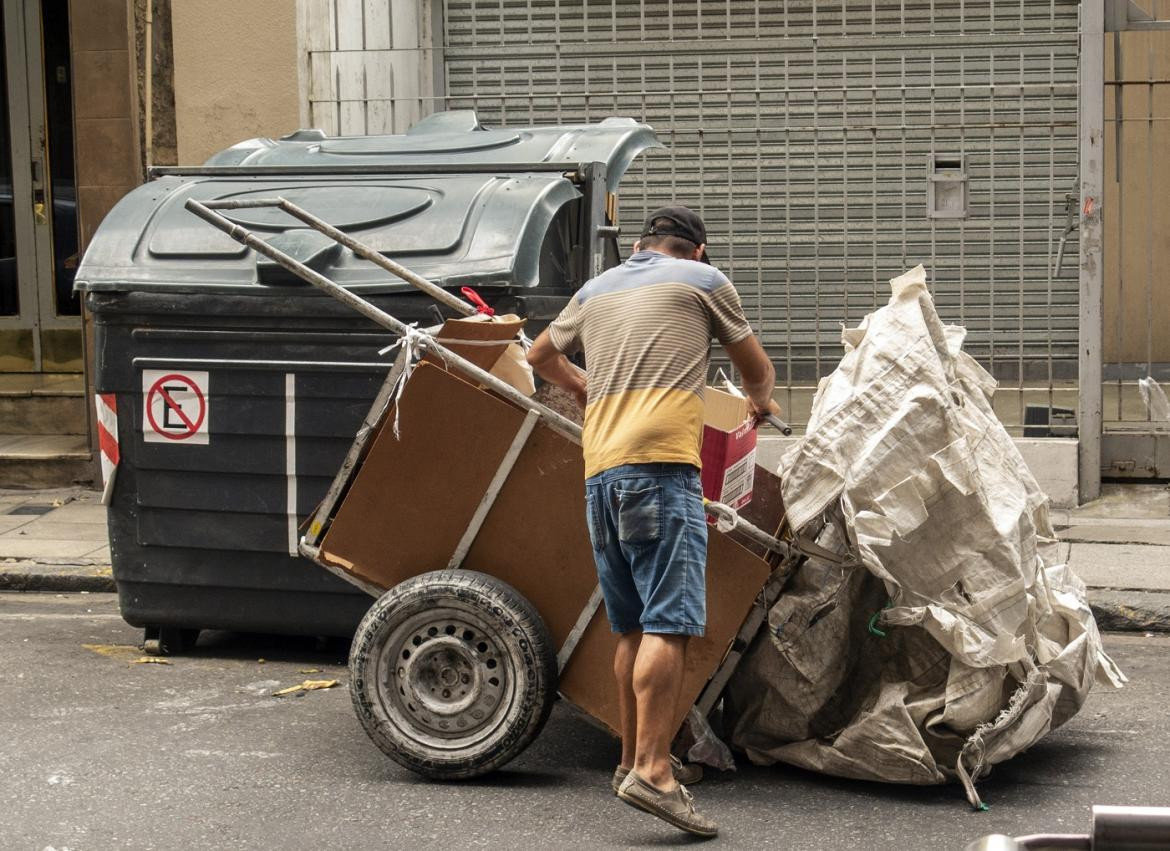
[143,370,210,444]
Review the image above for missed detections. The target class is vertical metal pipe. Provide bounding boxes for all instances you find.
[1078,0,1105,502]
[725,54,736,386]
[754,54,764,386]
[1145,40,1155,416]
[783,55,794,418]
[841,54,851,330]
[958,53,967,345]
[1113,31,1125,422]
[871,54,879,312]
[989,52,998,387]
[585,162,608,281]
[812,41,822,383]
[1018,50,1027,427]
[144,1,153,170]
[1046,48,1057,417]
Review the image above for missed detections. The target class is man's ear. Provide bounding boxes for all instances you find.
[632,239,642,253]
[693,243,707,262]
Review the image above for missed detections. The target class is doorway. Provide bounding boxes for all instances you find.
[0,0,81,373]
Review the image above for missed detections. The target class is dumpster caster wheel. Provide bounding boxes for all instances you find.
[349,570,557,780]
[143,626,200,656]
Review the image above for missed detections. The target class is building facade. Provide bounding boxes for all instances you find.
[0,1,1166,490]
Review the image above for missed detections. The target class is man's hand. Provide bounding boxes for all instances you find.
[526,330,588,409]
[749,396,782,425]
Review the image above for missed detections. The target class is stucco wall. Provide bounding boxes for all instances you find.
[1103,4,1170,364]
[171,0,300,165]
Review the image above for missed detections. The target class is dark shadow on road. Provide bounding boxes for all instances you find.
[363,765,573,789]
[458,768,574,789]
[715,723,1114,809]
[612,831,719,847]
[183,629,350,665]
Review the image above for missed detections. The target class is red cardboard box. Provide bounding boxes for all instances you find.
[700,387,758,509]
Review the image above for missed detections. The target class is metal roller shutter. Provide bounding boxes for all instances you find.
[442,0,1081,388]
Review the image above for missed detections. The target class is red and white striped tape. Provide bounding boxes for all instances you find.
[94,393,119,504]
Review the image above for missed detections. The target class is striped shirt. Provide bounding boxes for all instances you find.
[548,249,754,478]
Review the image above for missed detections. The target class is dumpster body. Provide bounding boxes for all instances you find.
[75,111,660,644]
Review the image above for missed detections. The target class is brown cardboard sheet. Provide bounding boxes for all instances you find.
[559,531,771,736]
[739,463,788,551]
[319,361,776,738]
[459,423,597,645]
[703,385,750,430]
[423,315,524,372]
[319,363,529,588]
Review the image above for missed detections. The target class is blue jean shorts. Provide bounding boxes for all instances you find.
[584,463,708,637]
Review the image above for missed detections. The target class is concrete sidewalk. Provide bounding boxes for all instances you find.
[0,488,113,592]
[1052,484,1170,631]
[1,484,1168,629]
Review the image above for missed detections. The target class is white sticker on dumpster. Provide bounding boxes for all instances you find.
[143,370,209,444]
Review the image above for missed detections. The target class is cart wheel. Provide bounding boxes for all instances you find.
[143,626,200,656]
[349,570,557,780]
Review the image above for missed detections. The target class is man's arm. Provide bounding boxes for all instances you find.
[723,335,781,420]
[526,330,588,408]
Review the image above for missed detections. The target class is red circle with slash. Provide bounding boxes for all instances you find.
[146,373,206,440]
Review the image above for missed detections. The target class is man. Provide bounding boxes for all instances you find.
[526,206,778,838]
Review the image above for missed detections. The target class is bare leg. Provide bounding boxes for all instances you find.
[631,633,688,791]
[614,631,642,769]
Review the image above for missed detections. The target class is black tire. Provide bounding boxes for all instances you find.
[349,569,557,780]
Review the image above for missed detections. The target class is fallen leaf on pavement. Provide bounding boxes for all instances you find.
[132,657,172,665]
[272,679,339,697]
[81,643,139,659]
[298,668,322,674]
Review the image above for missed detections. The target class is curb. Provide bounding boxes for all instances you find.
[1089,590,1170,633]
[0,571,116,593]
[2,571,1168,632]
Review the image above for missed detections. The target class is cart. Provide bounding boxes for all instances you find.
[185,195,842,779]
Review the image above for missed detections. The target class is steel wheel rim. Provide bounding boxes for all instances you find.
[374,603,518,752]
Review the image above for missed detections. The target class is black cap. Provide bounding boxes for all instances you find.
[640,205,711,264]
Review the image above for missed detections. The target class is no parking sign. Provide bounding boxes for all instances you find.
[142,370,210,444]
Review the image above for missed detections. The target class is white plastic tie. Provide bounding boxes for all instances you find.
[378,324,429,439]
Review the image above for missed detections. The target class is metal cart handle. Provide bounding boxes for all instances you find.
[762,413,793,436]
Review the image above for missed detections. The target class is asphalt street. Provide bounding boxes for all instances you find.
[2,592,1167,851]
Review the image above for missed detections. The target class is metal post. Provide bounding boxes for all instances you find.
[582,161,608,282]
[1078,0,1106,503]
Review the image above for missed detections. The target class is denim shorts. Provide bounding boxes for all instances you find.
[584,463,708,637]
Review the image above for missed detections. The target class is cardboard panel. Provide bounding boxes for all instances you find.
[319,363,528,587]
[741,464,788,538]
[559,531,772,735]
[424,315,525,372]
[460,424,597,645]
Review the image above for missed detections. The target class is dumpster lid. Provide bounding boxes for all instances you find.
[175,110,661,194]
[77,112,662,295]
